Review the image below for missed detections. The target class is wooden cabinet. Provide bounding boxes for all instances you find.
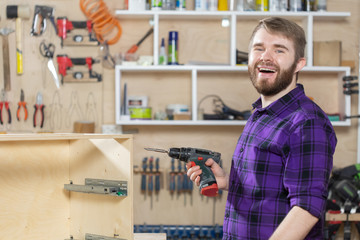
[0,134,133,240]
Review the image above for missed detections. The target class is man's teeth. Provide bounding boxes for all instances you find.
[259,68,276,73]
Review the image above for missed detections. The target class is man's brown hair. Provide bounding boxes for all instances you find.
[249,17,307,62]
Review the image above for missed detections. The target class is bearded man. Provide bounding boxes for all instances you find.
[187,17,337,240]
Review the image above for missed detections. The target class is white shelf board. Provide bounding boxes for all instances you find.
[116,120,247,126]
[116,119,350,126]
[332,120,351,127]
[115,65,350,73]
[115,10,350,20]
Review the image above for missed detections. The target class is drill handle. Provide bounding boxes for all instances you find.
[191,157,218,197]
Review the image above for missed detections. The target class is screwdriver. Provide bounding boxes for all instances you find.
[148,156,154,194]
[141,157,147,192]
[183,162,188,192]
[170,158,176,194]
[177,160,182,193]
[126,27,154,54]
[155,157,160,193]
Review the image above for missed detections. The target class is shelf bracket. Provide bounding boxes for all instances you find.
[64,178,128,197]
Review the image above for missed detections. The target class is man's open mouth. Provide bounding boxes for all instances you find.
[258,67,276,73]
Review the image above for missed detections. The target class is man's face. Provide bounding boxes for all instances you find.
[248,28,299,97]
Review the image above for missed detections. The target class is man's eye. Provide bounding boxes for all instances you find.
[254,48,264,51]
[276,49,284,53]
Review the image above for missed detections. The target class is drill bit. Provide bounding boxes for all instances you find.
[144,147,168,154]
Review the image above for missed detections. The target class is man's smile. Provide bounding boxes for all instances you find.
[256,64,278,78]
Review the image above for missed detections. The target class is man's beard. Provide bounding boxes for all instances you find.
[248,60,298,97]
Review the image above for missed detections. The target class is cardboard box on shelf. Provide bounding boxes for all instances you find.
[313,41,342,66]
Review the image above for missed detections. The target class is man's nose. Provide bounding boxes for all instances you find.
[260,49,273,61]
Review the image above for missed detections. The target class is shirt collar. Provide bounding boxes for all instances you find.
[252,84,305,115]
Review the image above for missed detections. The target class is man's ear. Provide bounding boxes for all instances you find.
[295,57,306,73]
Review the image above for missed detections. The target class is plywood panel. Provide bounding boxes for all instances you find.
[0,140,69,239]
[68,138,133,239]
[0,134,133,240]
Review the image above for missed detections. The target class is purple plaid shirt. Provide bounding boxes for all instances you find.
[223,84,337,240]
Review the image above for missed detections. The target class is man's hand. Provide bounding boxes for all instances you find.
[186,158,229,191]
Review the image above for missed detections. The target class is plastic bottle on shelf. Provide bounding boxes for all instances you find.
[159,38,167,65]
[279,0,288,11]
[243,0,256,11]
[176,0,186,10]
[304,0,315,11]
[316,0,327,11]
[256,0,269,11]
[152,0,163,10]
[289,0,302,11]
[163,0,176,10]
[269,0,280,11]
[168,31,179,65]
[237,0,244,11]
[218,0,228,10]
[128,0,146,11]
[195,0,207,11]
[209,0,218,11]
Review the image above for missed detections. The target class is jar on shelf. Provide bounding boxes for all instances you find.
[237,0,256,11]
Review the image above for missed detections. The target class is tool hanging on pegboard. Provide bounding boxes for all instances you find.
[141,157,148,195]
[17,89,28,122]
[155,158,161,199]
[30,5,57,36]
[39,41,60,89]
[6,5,31,75]
[0,28,14,91]
[79,0,122,45]
[56,55,102,83]
[148,156,154,208]
[57,17,99,47]
[33,92,45,128]
[134,156,163,204]
[343,75,360,120]
[343,75,358,95]
[0,89,11,126]
[169,158,176,195]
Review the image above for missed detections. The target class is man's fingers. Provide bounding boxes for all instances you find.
[205,158,216,166]
[195,176,200,186]
[187,165,200,177]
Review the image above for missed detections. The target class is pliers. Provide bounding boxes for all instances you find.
[0,89,11,125]
[33,92,45,128]
[17,89,28,121]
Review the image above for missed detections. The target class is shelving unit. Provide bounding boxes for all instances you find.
[114,10,351,127]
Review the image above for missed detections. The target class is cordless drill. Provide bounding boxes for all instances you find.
[145,147,221,197]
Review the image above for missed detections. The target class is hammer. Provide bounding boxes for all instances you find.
[0,28,15,91]
[6,5,31,75]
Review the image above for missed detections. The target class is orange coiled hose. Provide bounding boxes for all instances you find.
[79,0,122,45]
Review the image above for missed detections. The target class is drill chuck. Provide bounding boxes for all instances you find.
[168,147,221,163]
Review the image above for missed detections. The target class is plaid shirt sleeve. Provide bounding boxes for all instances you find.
[284,118,336,218]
